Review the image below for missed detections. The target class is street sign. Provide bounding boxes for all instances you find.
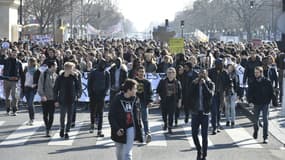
[1,42,10,49]
[169,38,184,54]
[277,13,285,33]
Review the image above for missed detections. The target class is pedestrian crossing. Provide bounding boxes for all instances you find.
[0,119,278,149]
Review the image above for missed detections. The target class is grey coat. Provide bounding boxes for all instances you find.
[37,70,58,100]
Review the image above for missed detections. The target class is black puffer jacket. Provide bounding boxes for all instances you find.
[53,71,82,105]
[108,93,143,144]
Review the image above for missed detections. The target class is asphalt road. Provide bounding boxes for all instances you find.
[0,104,284,160]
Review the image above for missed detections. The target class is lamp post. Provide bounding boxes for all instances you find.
[180,20,184,38]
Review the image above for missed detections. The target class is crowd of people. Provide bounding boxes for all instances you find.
[0,38,283,160]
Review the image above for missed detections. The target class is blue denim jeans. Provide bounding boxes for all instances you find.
[140,103,150,135]
[253,104,269,139]
[115,127,134,160]
[191,113,209,157]
[24,87,36,120]
[225,94,236,122]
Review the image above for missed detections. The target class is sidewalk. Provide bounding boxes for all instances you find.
[239,103,285,146]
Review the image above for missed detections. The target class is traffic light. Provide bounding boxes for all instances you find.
[180,20,184,28]
[165,19,169,27]
[250,0,254,9]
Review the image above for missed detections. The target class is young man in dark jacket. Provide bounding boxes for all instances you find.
[247,66,273,144]
[135,65,153,143]
[189,69,215,160]
[54,62,82,139]
[108,79,143,160]
[2,49,24,116]
[87,60,110,136]
[183,62,198,124]
[208,58,229,135]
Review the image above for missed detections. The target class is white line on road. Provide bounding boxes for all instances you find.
[0,121,5,126]
[147,121,167,147]
[48,123,83,146]
[183,125,214,148]
[225,126,263,148]
[0,121,43,146]
[95,122,114,147]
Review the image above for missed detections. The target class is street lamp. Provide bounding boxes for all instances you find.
[180,20,184,38]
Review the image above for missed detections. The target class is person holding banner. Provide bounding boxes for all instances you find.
[2,48,24,116]
[37,60,58,137]
[22,57,41,126]
[157,67,182,134]
[135,65,153,143]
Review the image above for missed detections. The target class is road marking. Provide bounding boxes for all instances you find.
[0,121,43,146]
[147,121,167,147]
[0,121,5,126]
[183,125,214,148]
[95,122,114,147]
[48,123,83,146]
[225,127,263,148]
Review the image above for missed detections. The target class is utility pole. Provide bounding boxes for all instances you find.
[80,0,83,39]
[70,0,73,39]
[19,0,23,40]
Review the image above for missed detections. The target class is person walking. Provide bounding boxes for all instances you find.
[87,60,110,137]
[157,67,182,134]
[37,60,58,137]
[247,66,274,144]
[135,66,153,143]
[189,69,215,160]
[22,57,41,125]
[108,79,143,160]
[54,62,82,139]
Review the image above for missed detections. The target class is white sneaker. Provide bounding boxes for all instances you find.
[26,120,34,126]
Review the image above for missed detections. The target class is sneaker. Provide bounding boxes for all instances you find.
[64,133,69,139]
[89,124,95,133]
[26,120,34,126]
[212,129,217,135]
[226,121,230,127]
[46,130,51,137]
[10,112,17,116]
[60,130,64,138]
[145,134,152,143]
[263,139,268,144]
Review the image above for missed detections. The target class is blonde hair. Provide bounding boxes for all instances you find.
[64,61,75,69]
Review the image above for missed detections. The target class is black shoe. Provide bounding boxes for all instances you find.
[163,124,167,131]
[65,133,69,139]
[11,112,17,116]
[197,152,202,160]
[97,131,104,137]
[185,118,189,124]
[226,121,230,126]
[46,130,51,137]
[263,139,268,144]
[231,122,235,128]
[71,123,75,128]
[168,128,173,134]
[253,131,258,139]
[212,130,216,135]
[60,130,64,138]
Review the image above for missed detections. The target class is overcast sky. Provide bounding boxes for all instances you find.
[117,0,193,32]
